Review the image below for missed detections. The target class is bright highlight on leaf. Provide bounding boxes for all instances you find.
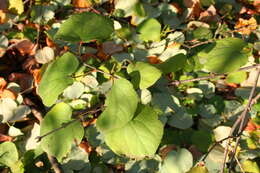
[137,18,161,42]
[55,12,114,42]
[8,0,24,14]
[38,52,79,106]
[40,102,84,161]
[127,62,162,89]
[97,79,163,158]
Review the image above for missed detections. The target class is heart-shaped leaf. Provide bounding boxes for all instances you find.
[198,38,250,73]
[96,78,138,132]
[104,105,163,158]
[55,12,114,42]
[40,102,84,161]
[38,52,79,106]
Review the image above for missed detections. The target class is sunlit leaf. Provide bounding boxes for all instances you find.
[137,18,161,42]
[104,105,164,158]
[38,52,79,106]
[55,12,114,42]
[127,62,162,89]
[97,78,138,132]
[40,102,84,161]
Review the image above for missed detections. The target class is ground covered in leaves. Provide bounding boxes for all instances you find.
[0,0,260,173]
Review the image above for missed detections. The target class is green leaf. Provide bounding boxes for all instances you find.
[104,105,164,158]
[127,62,162,89]
[30,5,55,24]
[40,102,84,161]
[193,27,213,40]
[160,148,193,173]
[226,71,247,83]
[38,52,79,106]
[8,0,24,14]
[137,18,161,42]
[156,54,187,74]
[0,142,19,167]
[55,12,114,42]
[96,78,138,132]
[191,131,212,152]
[198,38,250,73]
[242,160,260,173]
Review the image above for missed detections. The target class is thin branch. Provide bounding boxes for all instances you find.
[36,105,103,142]
[228,67,260,172]
[234,155,245,173]
[181,40,214,49]
[83,63,120,79]
[169,64,260,86]
[47,155,63,173]
[201,135,238,162]
[221,67,260,173]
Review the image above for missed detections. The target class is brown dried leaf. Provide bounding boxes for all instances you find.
[8,73,34,92]
[12,39,37,56]
[184,0,199,8]
[0,0,8,11]
[102,41,124,55]
[199,5,220,22]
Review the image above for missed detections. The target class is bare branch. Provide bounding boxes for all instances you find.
[221,67,260,173]
[169,64,260,86]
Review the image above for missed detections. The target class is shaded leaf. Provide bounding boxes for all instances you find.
[160,148,193,173]
[156,54,187,74]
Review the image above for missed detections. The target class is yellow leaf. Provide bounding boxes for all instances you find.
[235,17,257,35]
[0,10,7,24]
[8,0,24,15]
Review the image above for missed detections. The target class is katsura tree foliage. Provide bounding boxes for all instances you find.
[0,0,260,173]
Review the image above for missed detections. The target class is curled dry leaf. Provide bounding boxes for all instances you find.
[235,17,257,35]
[10,39,36,56]
[8,73,34,92]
